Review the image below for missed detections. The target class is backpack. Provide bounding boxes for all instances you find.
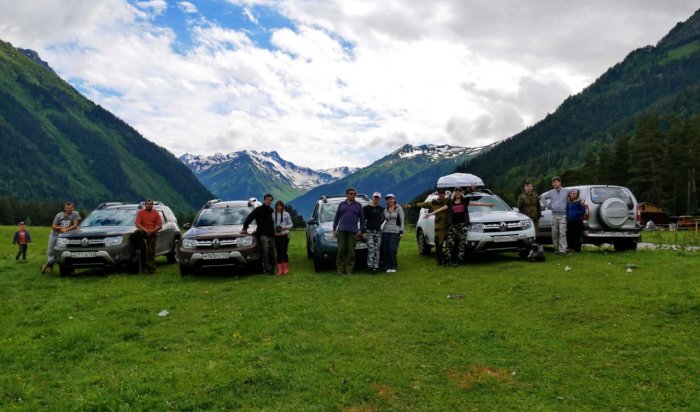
[528,243,545,262]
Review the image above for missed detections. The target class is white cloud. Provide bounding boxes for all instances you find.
[178,1,198,14]
[0,0,698,169]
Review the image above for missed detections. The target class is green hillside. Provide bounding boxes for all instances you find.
[0,40,212,213]
[461,8,700,211]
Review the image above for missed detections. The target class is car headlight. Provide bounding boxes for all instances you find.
[237,236,253,247]
[182,238,197,249]
[323,233,337,242]
[468,223,484,232]
[521,219,533,229]
[104,236,124,246]
[56,237,69,248]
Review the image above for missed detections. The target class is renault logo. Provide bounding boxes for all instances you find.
[81,238,89,247]
[212,239,220,249]
[499,222,507,232]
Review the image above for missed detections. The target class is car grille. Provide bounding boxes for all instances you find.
[193,238,241,249]
[482,221,525,233]
[63,238,106,246]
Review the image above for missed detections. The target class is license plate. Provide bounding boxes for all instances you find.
[203,252,230,260]
[70,251,96,258]
[494,235,518,243]
[355,243,368,250]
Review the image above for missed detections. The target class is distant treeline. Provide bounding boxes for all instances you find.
[474,112,700,216]
[0,196,308,229]
[0,197,74,226]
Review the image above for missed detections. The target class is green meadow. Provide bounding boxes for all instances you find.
[1,226,698,411]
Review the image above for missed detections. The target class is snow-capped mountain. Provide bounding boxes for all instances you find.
[180,150,358,202]
[291,143,489,217]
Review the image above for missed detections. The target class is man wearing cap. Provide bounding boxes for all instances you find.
[363,192,385,274]
[333,188,365,275]
[541,176,570,254]
[405,188,449,265]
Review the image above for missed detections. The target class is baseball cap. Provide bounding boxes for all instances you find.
[385,193,395,199]
[453,187,463,192]
[372,192,381,198]
[437,188,446,193]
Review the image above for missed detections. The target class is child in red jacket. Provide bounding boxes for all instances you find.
[12,221,32,260]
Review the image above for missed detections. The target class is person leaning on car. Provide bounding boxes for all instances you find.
[541,176,570,254]
[133,199,163,274]
[517,181,541,237]
[333,187,365,275]
[241,194,277,275]
[405,188,449,266]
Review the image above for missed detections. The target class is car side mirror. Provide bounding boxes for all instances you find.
[307,218,317,225]
[512,207,519,213]
[183,223,191,230]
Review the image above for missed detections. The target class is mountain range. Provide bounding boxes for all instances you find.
[0,40,213,212]
[287,144,487,217]
[180,150,358,202]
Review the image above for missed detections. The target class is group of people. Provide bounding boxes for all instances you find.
[332,188,406,275]
[521,176,586,254]
[241,194,293,276]
[18,176,585,276]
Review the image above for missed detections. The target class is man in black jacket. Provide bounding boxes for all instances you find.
[241,194,276,275]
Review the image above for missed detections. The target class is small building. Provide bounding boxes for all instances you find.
[638,202,669,225]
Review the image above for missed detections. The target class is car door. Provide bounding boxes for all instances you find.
[538,194,553,243]
[306,203,320,253]
[155,210,172,254]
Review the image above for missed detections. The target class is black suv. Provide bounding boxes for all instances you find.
[54,201,180,276]
[305,194,371,271]
[177,198,262,275]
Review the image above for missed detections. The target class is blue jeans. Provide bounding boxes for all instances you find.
[381,232,400,270]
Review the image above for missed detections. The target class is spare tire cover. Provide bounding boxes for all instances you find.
[599,198,629,228]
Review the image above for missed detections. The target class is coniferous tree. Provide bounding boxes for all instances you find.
[628,113,665,205]
[610,133,631,186]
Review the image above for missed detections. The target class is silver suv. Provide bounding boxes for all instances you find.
[538,185,642,251]
[54,201,180,276]
[415,190,536,258]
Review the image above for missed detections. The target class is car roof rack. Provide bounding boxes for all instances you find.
[247,197,259,207]
[204,199,221,208]
[320,194,370,203]
[138,200,163,209]
[96,202,130,210]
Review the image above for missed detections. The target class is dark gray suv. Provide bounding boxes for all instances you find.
[54,201,180,276]
[539,185,642,251]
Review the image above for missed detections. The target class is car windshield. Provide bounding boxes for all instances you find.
[589,187,632,207]
[320,203,340,223]
[319,200,370,223]
[81,209,136,227]
[466,194,511,212]
[194,207,253,227]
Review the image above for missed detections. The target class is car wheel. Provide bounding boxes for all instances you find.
[127,248,144,274]
[306,238,313,259]
[417,229,432,256]
[59,263,73,277]
[313,250,325,272]
[599,198,629,228]
[179,263,191,276]
[518,248,529,259]
[166,237,178,264]
[614,239,637,252]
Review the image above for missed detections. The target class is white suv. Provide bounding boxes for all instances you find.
[415,190,536,258]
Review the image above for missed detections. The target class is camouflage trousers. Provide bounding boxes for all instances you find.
[365,230,382,270]
[444,223,468,263]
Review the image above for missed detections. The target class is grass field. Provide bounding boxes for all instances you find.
[1,225,699,411]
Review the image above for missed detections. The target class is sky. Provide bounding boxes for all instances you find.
[0,1,698,169]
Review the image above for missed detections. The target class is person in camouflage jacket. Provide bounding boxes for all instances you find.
[517,181,541,236]
[405,188,449,265]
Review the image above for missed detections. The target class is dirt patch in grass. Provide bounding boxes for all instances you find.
[371,383,396,400]
[448,365,512,389]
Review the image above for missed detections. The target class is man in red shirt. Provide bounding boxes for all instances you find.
[134,199,162,274]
